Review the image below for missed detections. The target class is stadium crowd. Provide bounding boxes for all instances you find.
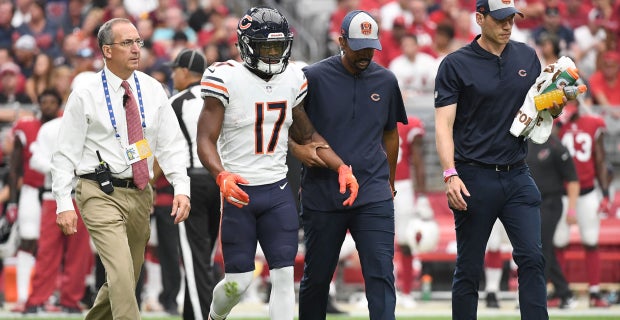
[0,0,619,316]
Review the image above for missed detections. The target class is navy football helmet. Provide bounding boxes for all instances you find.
[237,7,293,75]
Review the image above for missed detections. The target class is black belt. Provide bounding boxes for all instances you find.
[461,159,526,172]
[80,173,138,189]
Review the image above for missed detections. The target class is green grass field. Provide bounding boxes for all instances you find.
[9,316,618,320]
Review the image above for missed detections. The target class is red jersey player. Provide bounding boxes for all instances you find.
[394,116,437,307]
[557,103,611,308]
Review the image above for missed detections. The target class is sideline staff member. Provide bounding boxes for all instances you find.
[434,0,566,319]
[296,10,407,320]
[51,18,191,320]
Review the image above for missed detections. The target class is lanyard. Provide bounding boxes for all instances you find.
[101,71,146,141]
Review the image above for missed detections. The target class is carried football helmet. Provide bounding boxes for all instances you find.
[406,218,440,254]
[237,7,293,75]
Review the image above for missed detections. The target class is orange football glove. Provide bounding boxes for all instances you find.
[216,171,250,208]
[338,165,358,206]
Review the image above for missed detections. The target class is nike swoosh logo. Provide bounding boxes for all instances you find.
[279,182,288,190]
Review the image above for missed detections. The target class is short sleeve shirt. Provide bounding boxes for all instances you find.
[302,55,408,211]
[434,36,541,165]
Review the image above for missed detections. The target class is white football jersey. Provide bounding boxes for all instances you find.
[201,60,307,185]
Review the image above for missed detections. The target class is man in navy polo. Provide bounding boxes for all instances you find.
[293,10,407,320]
[434,0,567,319]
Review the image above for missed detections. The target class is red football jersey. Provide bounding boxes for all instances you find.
[12,116,44,188]
[395,116,425,181]
[558,114,606,190]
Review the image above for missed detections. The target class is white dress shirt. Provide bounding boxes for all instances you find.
[51,67,190,213]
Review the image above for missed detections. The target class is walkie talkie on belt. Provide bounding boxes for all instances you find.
[95,150,114,194]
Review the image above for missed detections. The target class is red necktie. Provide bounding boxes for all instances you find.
[121,80,149,190]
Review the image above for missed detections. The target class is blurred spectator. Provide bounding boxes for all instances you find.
[60,0,87,36]
[49,65,73,104]
[590,51,620,108]
[428,0,460,26]
[11,0,33,28]
[531,6,576,57]
[152,6,197,54]
[25,53,53,103]
[573,9,607,81]
[193,6,230,49]
[374,15,408,67]
[514,0,546,31]
[388,33,437,105]
[124,0,158,20]
[409,0,436,47]
[565,0,593,29]
[452,9,476,45]
[421,23,459,60]
[0,62,31,104]
[137,18,166,57]
[328,0,361,55]
[72,47,98,78]
[0,0,15,49]
[101,0,133,22]
[13,34,38,78]
[13,0,63,59]
[381,0,414,31]
[537,33,561,67]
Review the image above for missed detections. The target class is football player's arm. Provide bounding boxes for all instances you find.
[197,96,249,207]
[7,136,24,204]
[436,104,469,211]
[594,132,609,191]
[383,127,399,194]
[410,134,427,194]
[197,96,227,176]
[289,102,335,169]
[290,102,358,206]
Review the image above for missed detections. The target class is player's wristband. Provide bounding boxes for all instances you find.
[602,189,610,198]
[443,168,458,183]
[567,208,576,217]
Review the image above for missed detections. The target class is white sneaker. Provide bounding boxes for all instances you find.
[397,292,417,308]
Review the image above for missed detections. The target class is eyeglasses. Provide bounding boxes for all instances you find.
[106,39,144,48]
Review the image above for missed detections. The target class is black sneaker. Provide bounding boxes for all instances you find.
[22,305,43,314]
[486,292,500,308]
[61,306,83,314]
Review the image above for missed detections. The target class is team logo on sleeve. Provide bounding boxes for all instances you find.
[370,93,380,101]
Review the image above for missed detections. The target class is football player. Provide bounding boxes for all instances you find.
[556,102,611,308]
[197,7,358,320]
[394,115,437,307]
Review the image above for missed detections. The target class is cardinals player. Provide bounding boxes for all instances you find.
[394,115,436,307]
[556,102,611,308]
[6,89,61,310]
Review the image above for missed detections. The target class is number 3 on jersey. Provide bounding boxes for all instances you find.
[255,101,286,154]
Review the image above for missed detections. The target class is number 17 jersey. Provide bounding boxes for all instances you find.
[201,60,308,185]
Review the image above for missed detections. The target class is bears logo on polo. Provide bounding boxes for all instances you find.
[360,21,372,36]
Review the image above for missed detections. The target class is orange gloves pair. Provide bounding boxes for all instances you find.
[216,165,359,208]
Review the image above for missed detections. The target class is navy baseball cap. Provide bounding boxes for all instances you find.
[476,0,524,20]
[341,10,382,51]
